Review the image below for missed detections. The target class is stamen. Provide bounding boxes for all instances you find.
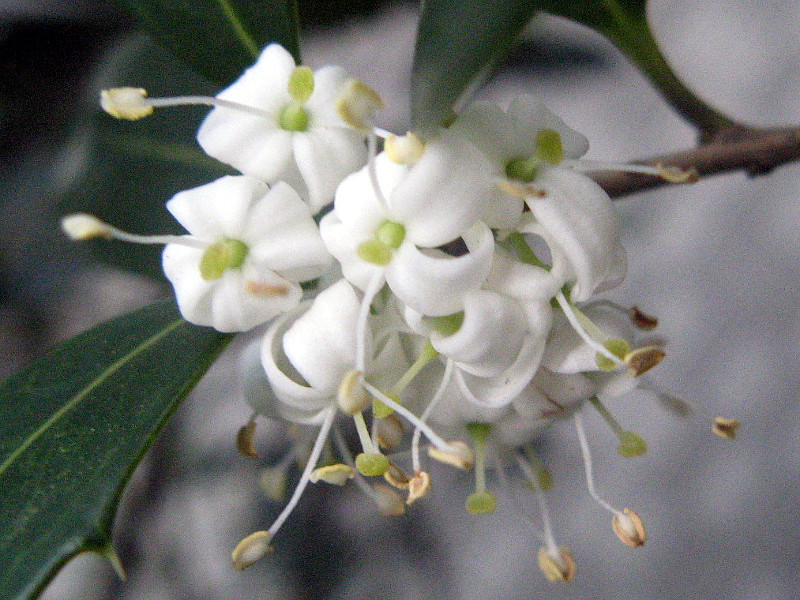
[587,396,647,458]
[515,454,560,560]
[100,88,274,121]
[624,345,666,377]
[465,422,496,514]
[335,79,384,130]
[537,546,576,583]
[579,300,659,330]
[411,358,454,473]
[563,158,697,184]
[338,369,370,414]
[309,463,354,485]
[713,417,740,440]
[406,470,432,505]
[556,292,623,366]
[61,213,205,249]
[573,411,625,516]
[612,508,646,547]
[361,379,453,453]
[367,130,391,212]
[262,407,336,544]
[384,132,425,165]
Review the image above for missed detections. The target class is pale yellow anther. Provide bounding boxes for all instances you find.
[612,508,646,548]
[497,180,547,200]
[406,471,432,505]
[375,413,404,450]
[232,530,273,570]
[336,79,384,130]
[628,305,659,330]
[385,132,425,165]
[100,87,154,120]
[310,463,354,485]
[427,440,475,470]
[61,213,113,241]
[337,369,370,414]
[713,417,740,440]
[537,546,576,583]
[236,419,258,458]
[624,345,666,377]
[655,162,698,184]
[373,483,406,516]
[383,462,411,489]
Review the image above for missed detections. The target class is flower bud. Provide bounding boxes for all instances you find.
[232,530,273,570]
[612,508,646,548]
[537,546,576,582]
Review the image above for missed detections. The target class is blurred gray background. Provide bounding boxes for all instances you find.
[1,1,799,599]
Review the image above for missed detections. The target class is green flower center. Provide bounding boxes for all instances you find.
[199,239,249,281]
[504,128,564,183]
[279,103,310,132]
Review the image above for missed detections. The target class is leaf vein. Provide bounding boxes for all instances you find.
[0,318,185,477]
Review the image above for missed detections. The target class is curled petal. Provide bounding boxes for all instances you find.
[524,167,625,301]
[385,223,494,316]
[430,291,527,378]
[484,246,561,301]
[319,211,384,291]
[506,95,589,159]
[282,280,362,394]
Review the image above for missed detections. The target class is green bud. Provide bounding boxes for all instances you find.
[279,103,310,132]
[617,431,648,457]
[357,239,393,265]
[465,491,497,514]
[535,128,564,165]
[375,220,406,249]
[288,66,314,104]
[199,239,249,281]
[355,452,390,476]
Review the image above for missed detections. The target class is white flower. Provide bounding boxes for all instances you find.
[197,44,371,212]
[162,175,330,332]
[319,151,495,316]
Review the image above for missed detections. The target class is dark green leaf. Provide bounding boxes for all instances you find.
[119,0,300,85]
[0,300,234,600]
[411,0,539,134]
[59,36,235,281]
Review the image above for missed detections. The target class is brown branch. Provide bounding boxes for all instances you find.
[593,126,800,199]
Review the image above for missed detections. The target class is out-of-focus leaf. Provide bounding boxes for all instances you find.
[59,36,235,281]
[411,0,539,134]
[119,0,300,85]
[0,300,233,600]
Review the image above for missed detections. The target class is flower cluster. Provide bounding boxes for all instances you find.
[64,44,734,581]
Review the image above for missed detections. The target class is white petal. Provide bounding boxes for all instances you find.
[506,95,589,159]
[166,175,266,239]
[392,134,494,247]
[385,222,494,316]
[293,126,368,212]
[261,306,337,419]
[430,291,527,378]
[524,167,623,302]
[282,280,361,394]
[305,65,352,127]
[318,211,383,291]
[244,181,331,281]
[332,152,402,234]
[456,331,547,408]
[484,246,561,301]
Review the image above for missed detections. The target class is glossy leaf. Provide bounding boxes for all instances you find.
[0,300,234,600]
[59,36,235,282]
[411,0,539,133]
[119,0,300,86]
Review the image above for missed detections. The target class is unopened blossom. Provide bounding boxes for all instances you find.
[197,44,374,211]
[162,175,330,332]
